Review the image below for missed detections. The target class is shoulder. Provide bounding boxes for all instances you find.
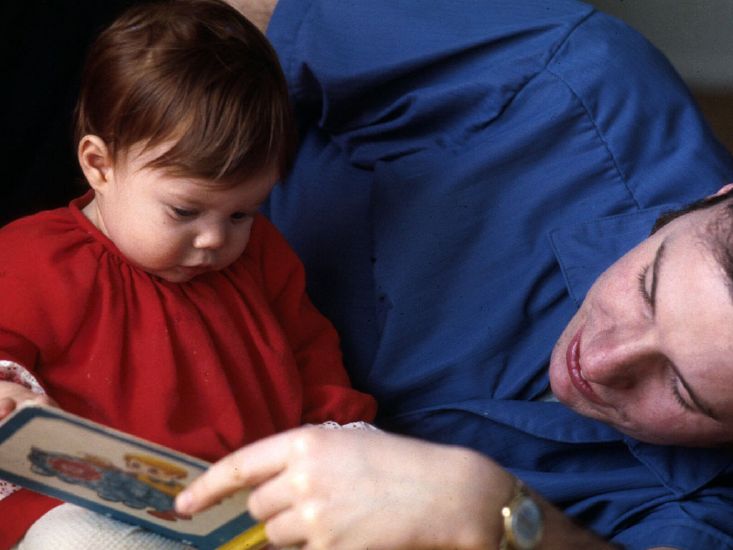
[547,10,681,95]
[0,207,79,257]
[232,214,305,290]
[546,8,733,202]
[0,205,100,288]
[245,214,300,261]
[1,206,67,238]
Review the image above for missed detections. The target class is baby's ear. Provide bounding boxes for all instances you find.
[78,135,113,191]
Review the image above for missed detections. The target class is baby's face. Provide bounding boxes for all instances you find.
[84,142,277,283]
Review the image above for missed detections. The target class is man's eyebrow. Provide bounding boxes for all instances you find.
[649,240,666,315]
[653,239,721,421]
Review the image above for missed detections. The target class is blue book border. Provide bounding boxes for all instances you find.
[0,405,256,549]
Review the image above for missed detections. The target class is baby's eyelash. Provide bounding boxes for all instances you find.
[230,212,252,221]
[171,207,197,218]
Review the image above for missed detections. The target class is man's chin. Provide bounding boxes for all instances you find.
[547,343,572,403]
[548,372,614,428]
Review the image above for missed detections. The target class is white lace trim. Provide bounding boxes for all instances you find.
[0,479,19,500]
[0,360,46,501]
[0,360,45,394]
[317,420,380,431]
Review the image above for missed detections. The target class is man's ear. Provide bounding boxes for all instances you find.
[78,135,113,191]
[712,183,733,197]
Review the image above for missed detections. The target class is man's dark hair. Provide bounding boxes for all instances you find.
[652,186,733,292]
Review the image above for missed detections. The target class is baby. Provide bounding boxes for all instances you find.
[0,1,376,547]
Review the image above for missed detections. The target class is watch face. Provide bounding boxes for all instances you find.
[512,497,543,549]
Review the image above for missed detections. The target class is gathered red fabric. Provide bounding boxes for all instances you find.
[0,194,376,547]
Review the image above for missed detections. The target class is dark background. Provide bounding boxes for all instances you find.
[1,1,140,226]
[2,2,733,227]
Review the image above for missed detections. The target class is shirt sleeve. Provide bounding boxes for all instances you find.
[249,216,377,424]
[0,211,94,382]
[0,220,50,371]
[267,0,597,168]
[0,217,72,546]
[269,0,732,194]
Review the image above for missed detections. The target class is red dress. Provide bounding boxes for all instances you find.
[0,194,376,547]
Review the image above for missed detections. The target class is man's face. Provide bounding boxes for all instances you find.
[549,201,733,446]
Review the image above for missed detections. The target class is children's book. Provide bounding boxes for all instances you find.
[0,403,263,549]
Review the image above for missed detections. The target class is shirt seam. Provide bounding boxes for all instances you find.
[543,11,642,211]
[282,0,315,102]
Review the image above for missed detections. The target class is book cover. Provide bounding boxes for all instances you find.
[0,403,258,549]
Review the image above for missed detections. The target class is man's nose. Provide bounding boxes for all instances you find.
[581,326,658,388]
[193,223,227,250]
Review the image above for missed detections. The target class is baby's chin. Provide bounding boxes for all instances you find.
[148,266,210,283]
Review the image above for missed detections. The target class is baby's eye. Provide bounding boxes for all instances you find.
[230,212,251,221]
[171,207,197,219]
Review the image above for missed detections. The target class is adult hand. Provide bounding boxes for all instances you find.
[176,426,510,549]
[223,0,278,33]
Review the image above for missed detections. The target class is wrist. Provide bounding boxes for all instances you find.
[436,447,516,549]
[500,480,544,550]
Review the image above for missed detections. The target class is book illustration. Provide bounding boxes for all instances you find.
[0,404,259,549]
[28,447,191,521]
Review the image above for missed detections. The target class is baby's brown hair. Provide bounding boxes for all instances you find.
[74,0,295,182]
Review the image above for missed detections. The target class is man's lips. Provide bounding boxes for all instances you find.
[566,329,606,406]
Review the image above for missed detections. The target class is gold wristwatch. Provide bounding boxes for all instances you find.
[499,479,544,550]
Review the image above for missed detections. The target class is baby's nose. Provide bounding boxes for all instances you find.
[193,224,227,250]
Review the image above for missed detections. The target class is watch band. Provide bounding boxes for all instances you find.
[499,479,544,550]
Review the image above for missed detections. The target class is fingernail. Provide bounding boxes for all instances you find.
[175,491,192,513]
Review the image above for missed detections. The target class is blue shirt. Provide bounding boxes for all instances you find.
[265,1,733,548]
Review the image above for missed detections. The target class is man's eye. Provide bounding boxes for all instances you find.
[637,265,653,307]
[669,373,695,412]
[230,212,251,221]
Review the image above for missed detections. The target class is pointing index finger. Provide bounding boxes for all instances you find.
[176,428,296,514]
